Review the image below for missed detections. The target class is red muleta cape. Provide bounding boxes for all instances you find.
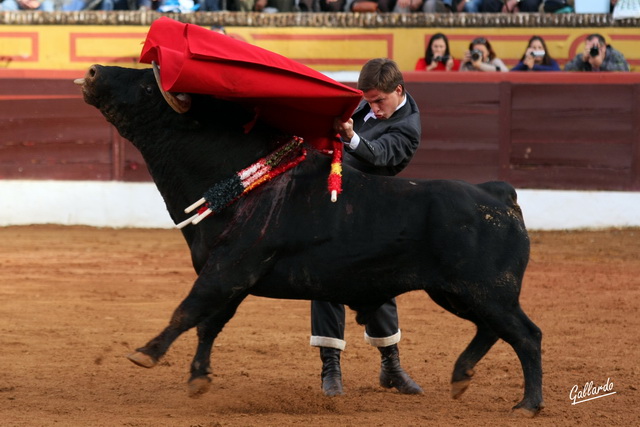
[139,17,363,150]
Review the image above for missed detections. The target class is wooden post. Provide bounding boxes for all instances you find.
[498,80,512,183]
[631,84,640,191]
[111,126,124,181]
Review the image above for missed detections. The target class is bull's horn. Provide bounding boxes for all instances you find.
[152,61,191,114]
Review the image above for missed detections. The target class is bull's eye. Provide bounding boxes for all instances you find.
[143,85,154,95]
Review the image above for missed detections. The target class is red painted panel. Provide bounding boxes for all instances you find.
[0,79,82,96]
[509,166,631,191]
[122,139,152,182]
[0,92,114,180]
[510,84,632,110]
[511,142,633,169]
[0,141,111,164]
[1,76,638,191]
[0,163,112,180]
[401,162,499,184]
[417,148,499,166]
[404,72,640,85]
[406,81,501,109]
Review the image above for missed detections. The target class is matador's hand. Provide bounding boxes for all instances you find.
[333,118,355,141]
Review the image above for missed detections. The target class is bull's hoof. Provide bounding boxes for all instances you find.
[511,400,545,418]
[451,368,474,399]
[451,378,471,399]
[127,351,158,368]
[511,407,539,418]
[188,376,211,398]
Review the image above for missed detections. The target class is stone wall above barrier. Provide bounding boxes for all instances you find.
[1,11,639,28]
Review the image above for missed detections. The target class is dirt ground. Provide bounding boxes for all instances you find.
[0,225,638,426]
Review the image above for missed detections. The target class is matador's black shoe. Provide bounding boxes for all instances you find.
[320,347,344,396]
[379,344,423,394]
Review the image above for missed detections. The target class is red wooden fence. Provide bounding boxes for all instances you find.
[1,72,639,190]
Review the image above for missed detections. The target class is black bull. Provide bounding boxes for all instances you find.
[77,65,543,417]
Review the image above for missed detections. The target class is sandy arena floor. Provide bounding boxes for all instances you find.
[0,225,638,426]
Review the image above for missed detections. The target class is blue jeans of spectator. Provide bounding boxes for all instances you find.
[62,0,88,10]
[101,0,151,9]
[200,0,221,10]
[463,0,482,11]
[101,0,128,8]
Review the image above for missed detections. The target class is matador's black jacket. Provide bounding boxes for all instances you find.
[344,92,421,176]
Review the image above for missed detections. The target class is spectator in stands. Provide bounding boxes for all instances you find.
[0,0,54,10]
[317,0,345,10]
[197,0,222,10]
[541,0,573,13]
[460,0,539,12]
[61,0,102,10]
[435,0,469,11]
[460,37,508,72]
[511,36,561,72]
[100,0,152,9]
[415,33,460,72]
[564,34,630,72]
[497,0,541,11]
[255,0,314,11]
[345,0,422,12]
[458,0,482,11]
[421,0,452,11]
[393,0,424,11]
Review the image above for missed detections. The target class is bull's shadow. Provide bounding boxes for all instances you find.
[76,64,543,417]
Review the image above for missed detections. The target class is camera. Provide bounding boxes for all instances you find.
[589,46,599,57]
[434,55,450,64]
[470,49,483,61]
[529,50,545,58]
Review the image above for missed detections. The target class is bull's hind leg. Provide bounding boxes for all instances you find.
[451,323,499,399]
[426,291,499,400]
[480,305,544,417]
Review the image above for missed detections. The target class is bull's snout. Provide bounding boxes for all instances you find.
[74,64,101,87]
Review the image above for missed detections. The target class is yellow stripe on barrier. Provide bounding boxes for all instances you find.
[0,25,638,74]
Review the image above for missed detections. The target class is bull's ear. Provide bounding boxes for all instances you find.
[152,61,191,114]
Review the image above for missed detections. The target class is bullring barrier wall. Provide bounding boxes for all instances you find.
[1,12,639,228]
[2,73,639,191]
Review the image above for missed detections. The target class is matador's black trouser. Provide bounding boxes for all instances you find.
[310,299,401,350]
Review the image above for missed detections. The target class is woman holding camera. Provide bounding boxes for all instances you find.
[414,33,460,72]
[511,36,560,72]
[460,37,508,72]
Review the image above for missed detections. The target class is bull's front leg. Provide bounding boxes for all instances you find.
[126,277,227,368]
[187,298,245,397]
[128,296,199,369]
[127,263,252,397]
